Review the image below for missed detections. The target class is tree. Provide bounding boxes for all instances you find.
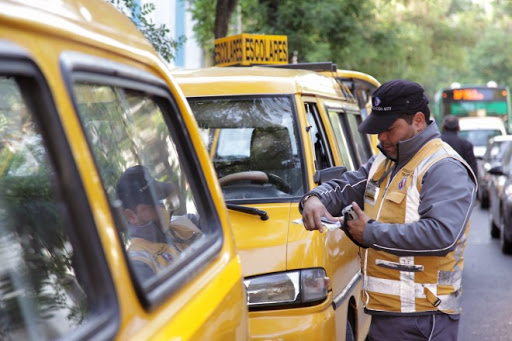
[187,0,512,99]
[215,0,240,38]
[187,0,240,64]
[107,0,185,62]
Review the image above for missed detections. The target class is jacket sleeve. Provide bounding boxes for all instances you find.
[363,157,477,256]
[299,155,376,216]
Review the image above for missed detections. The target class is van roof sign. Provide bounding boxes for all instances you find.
[214,34,288,67]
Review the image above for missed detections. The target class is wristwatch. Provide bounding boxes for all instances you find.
[302,194,317,205]
[303,194,313,202]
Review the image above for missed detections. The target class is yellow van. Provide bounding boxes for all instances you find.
[174,65,373,340]
[0,1,247,340]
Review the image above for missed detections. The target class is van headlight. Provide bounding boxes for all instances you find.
[244,268,330,310]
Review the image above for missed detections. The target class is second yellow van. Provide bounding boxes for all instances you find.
[174,65,373,340]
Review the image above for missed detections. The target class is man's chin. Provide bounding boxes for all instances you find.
[383,149,397,159]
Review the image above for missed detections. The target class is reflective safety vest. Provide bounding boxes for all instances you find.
[128,238,181,274]
[362,138,475,314]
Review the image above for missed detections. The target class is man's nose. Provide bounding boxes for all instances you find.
[377,131,387,142]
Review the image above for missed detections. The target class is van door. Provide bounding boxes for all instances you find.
[0,42,117,341]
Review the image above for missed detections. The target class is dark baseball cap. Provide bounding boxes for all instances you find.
[442,115,459,130]
[358,79,429,134]
[116,165,176,209]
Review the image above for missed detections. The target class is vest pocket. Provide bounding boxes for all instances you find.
[384,190,405,204]
[375,259,424,272]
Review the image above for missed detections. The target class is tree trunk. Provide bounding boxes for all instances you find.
[214,0,239,39]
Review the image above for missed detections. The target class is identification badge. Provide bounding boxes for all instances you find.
[364,180,380,206]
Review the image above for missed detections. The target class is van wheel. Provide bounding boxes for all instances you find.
[490,214,500,239]
[346,320,355,341]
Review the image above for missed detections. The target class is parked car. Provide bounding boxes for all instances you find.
[478,135,512,208]
[0,1,248,340]
[488,142,512,253]
[173,64,373,341]
[458,116,507,158]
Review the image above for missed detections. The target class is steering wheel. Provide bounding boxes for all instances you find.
[218,171,269,186]
[218,171,292,194]
[266,173,292,193]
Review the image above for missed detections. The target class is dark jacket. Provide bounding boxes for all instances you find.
[441,130,478,178]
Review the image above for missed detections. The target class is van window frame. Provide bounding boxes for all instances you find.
[0,42,118,340]
[304,101,335,171]
[60,52,224,309]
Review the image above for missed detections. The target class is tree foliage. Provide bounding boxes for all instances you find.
[107,0,185,63]
[187,0,512,101]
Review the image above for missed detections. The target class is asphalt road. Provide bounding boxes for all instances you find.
[459,204,512,340]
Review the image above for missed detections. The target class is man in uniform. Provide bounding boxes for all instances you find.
[300,80,477,340]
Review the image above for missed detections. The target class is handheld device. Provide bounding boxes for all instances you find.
[342,204,358,221]
[340,204,366,248]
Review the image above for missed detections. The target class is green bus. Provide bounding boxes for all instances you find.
[433,85,512,132]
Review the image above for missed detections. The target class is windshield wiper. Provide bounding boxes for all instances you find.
[226,204,269,220]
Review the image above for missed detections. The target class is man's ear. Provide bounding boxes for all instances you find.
[413,112,427,132]
[124,208,138,224]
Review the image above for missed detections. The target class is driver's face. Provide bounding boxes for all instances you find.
[132,202,169,229]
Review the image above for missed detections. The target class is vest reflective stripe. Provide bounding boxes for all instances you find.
[362,138,474,314]
[128,237,181,274]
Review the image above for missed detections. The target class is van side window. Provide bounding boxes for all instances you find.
[331,110,372,168]
[72,80,217,299]
[327,109,355,171]
[344,111,373,167]
[305,103,333,170]
[0,76,94,339]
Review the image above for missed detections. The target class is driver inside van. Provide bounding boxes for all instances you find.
[116,165,200,279]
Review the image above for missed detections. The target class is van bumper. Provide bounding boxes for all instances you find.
[247,293,337,340]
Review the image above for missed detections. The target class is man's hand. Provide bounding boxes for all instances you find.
[301,196,339,233]
[345,202,370,245]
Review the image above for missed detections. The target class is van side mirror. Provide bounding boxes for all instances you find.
[488,165,505,176]
[314,166,347,185]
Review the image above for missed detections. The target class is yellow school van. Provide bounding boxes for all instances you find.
[0,0,247,340]
[174,63,373,340]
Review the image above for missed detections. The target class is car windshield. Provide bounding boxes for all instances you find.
[459,129,503,147]
[188,96,304,201]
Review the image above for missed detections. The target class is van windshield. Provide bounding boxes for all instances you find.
[188,96,304,201]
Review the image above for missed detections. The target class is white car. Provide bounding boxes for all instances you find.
[458,116,508,158]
